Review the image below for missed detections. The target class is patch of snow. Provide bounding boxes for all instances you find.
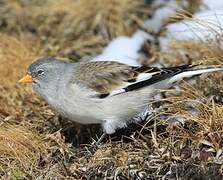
[202,0,223,11]
[151,0,178,9]
[145,0,180,33]
[159,37,170,52]
[160,10,223,51]
[92,30,153,66]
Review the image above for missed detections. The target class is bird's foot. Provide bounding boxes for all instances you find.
[87,133,107,153]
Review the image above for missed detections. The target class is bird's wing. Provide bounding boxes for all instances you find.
[72,61,193,98]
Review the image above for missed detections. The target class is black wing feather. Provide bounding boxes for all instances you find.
[124,64,193,92]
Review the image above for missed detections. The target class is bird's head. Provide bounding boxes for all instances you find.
[19,57,68,97]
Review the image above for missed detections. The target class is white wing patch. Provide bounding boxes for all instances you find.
[109,89,126,96]
[108,72,159,97]
[136,72,158,82]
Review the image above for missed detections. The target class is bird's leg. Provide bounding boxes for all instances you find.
[90,120,118,150]
[87,132,106,153]
[86,133,107,154]
[97,132,107,145]
[91,132,107,147]
[91,132,107,149]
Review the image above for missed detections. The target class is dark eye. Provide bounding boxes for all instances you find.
[37,69,44,75]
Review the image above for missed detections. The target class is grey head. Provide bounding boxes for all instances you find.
[27,57,70,99]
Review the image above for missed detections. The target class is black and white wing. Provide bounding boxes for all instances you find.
[71,61,205,98]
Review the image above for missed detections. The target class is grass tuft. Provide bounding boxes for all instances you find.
[0,0,149,59]
[0,124,47,169]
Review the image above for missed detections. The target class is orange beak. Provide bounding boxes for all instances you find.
[19,74,33,83]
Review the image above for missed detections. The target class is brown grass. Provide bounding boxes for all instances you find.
[0,33,40,117]
[154,83,223,162]
[0,124,47,169]
[164,38,223,66]
[0,33,40,85]
[46,0,148,37]
[0,0,150,59]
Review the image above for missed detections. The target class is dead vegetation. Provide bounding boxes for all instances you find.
[0,0,150,60]
[0,0,223,179]
[0,124,47,173]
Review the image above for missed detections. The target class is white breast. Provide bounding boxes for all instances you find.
[51,83,104,124]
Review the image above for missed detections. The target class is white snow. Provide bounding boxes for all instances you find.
[202,0,223,11]
[152,0,223,51]
[160,10,223,51]
[145,6,177,33]
[167,10,223,40]
[145,0,180,33]
[92,30,153,66]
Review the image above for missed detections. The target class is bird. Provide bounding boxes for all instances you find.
[19,58,223,135]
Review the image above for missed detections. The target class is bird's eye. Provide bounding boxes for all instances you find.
[37,69,44,75]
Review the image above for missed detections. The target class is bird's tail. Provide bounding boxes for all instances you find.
[166,67,223,85]
[125,65,223,92]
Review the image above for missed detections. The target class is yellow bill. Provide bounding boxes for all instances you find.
[19,74,33,83]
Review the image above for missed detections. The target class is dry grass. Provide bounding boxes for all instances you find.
[0,33,69,178]
[168,39,223,65]
[163,83,223,138]
[153,83,223,165]
[0,0,150,60]
[0,124,47,170]
[46,0,148,37]
[0,33,39,119]
[0,33,44,178]
[0,33,40,86]
[186,0,202,14]
[0,33,41,119]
